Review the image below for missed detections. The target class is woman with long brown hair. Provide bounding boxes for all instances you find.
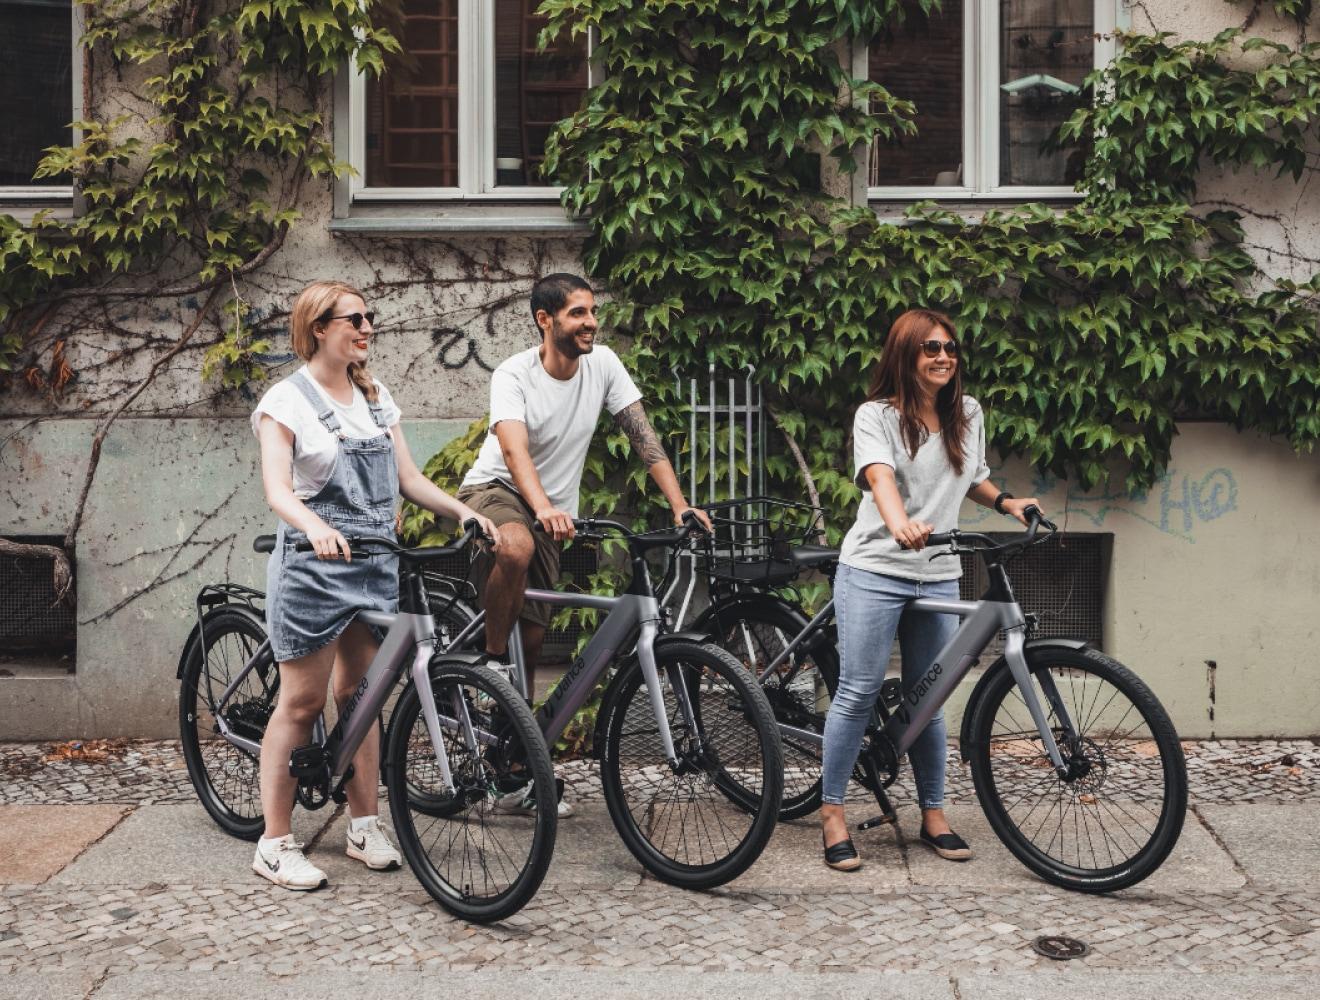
[250,280,500,890]
[820,308,1043,871]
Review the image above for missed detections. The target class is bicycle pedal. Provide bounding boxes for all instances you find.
[857,812,897,831]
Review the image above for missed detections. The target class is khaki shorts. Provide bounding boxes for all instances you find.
[456,480,561,628]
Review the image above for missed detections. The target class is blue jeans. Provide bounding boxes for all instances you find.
[821,563,959,809]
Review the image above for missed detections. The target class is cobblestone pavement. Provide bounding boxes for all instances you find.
[1,881,1318,978]
[2,738,1315,806]
[2,740,1318,996]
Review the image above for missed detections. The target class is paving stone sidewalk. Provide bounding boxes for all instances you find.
[1,740,1318,999]
[2,738,1316,807]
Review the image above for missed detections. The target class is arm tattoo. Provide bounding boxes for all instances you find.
[614,401,668,468]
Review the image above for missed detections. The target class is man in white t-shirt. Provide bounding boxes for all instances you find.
[458,273,712,683]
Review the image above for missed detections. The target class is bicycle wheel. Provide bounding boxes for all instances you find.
[965,645,1187,893]
[178,606,274,840]
[599,641,783,889]
[385,657,556,923]
[699,600,838,820]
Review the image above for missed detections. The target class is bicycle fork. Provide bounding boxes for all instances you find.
[411,642,458,795]
[1002,628,1073,776]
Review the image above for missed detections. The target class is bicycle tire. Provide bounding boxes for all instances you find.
[385,657,556,923]
[598,641,783,889]
[178,606,274,840]
[966,645,1187,893]
[697,598,838,820]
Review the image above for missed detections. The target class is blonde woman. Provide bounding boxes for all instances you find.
[250,280,499,890]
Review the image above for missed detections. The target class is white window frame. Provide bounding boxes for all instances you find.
[867,0,1118,201]
[348,0,590,202]
[0,1,83,205]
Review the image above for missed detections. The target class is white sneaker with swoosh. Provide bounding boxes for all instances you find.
[346,817,402,870]
[253,835,327,891]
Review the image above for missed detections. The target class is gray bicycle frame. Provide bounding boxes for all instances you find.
[212,609,472,796]
[456,588,686,766]
[749,594,1071,775]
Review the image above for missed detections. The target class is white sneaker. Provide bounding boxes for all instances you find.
[491,779,575,818]
[345,817,402,871]
[253,834,327,891]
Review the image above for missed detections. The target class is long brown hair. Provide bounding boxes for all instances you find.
[863,308,970,474]
[288,280,379,403]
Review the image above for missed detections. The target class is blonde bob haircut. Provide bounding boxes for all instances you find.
[288,280,379,403]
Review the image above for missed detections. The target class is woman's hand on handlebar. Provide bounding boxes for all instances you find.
[1001,497,1044,527]
[306,519,352,562]
[458,508,502,550]
[894,518,934,551]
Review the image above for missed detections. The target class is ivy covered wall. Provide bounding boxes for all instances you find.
[0,0,1317,737]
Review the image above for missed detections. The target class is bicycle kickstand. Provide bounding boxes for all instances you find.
[855,754,898,831]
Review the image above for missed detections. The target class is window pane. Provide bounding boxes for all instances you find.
[493,0,588,187]
[366,0,459,188]
[999,0,1091,186]
[0,0,72,186]
[868,0,963,188]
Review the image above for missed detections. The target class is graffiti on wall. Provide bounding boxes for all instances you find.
[962,466,1239,543]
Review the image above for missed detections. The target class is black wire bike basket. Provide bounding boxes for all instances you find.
[699,497,829,587]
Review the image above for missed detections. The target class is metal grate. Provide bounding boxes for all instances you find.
[422,541,599,661]
[0,536,76,654]
[957,533,1108,657]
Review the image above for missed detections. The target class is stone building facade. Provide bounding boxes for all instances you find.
[1,0,1317,737]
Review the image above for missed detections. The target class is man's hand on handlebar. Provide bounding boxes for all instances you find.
[675,505,713,534]
[1001,497,1045,527]
[534,505,576,541]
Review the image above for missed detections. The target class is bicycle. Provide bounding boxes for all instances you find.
[671,499,1188,893]
[433,514,786,890]
[177,520,557,923]
[662,497,840,821]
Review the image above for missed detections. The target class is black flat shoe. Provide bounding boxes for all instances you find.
[823,835,862,871]
[919,825,972,861]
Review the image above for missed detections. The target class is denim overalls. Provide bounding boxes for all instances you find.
[265,370,399,662]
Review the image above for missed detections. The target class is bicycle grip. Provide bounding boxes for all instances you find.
[926,532,953,546]
[1023,505,1058,531]
[253,535,276,553]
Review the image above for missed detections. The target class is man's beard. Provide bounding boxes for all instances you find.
[551,320,593,358]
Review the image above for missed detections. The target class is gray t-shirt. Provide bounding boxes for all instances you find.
[838,397,991,581]
[461,344,642,517]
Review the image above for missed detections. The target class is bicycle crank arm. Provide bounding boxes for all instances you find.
[856,754,897,830]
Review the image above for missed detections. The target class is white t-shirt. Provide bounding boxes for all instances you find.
[461,344,642,516]
[251,367,402,499]
[839,397,991,582]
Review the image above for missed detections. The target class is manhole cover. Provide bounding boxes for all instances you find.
[1032,934,1089,960]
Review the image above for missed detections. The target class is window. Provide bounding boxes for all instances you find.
[350,0,590,201]
[867,0,1117,199]
[0,0,77,200]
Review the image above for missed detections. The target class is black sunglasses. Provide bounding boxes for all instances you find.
[920,339,959,358]
[319,310,376,330]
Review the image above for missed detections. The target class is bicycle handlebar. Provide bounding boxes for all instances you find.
[532,509,709,546]
[252,519,487,562]
[926,505,1056,555]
